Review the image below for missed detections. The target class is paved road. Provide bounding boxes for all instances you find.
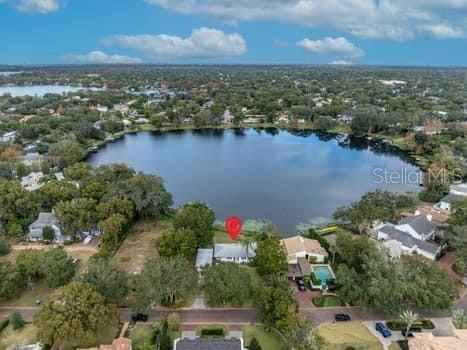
[2,292,465,325]
[0,307,260,325]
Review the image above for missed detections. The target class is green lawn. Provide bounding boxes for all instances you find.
[312,295,344,307]
[243,325,288,350]
[389,342,401,350]
[0,280,53,307]
[317,322,383,350]
[0,324,38,350]
[130,324,154,348]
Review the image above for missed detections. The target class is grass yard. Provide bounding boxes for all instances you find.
[130,324,154,349]
[213,229,245,244]
[0,280,53,307]
[389,342,401,350]
[317,322,383,350]
[243,325,288,350]
[312,295,344,307]
[0,324,38,350]
[113,219,172,273]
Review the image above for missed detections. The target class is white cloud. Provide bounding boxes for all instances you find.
[144,0,467,41]
[3,0,62,14]
[103,27,246,59]
[329,60,351,65]
[62,51,142,64]
[418,24,465,39]
[298,37,364,58]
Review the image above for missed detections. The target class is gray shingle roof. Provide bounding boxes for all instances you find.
[175,338,242,350]
[379,225,439,254]
[213,243,256,259]
[398,215,434,236]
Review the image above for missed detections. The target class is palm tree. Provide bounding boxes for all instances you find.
[240,231,262,261]
[400,309,419,341]
[453,309,467,329]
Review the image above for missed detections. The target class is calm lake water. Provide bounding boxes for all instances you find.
[0,85,100,97]
[87,129,421,233]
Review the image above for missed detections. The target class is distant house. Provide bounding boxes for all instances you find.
[21,172,44,191]
[450,183,467,197]
[28,212,69,243]
[213,243,256,264]
[0,131,16,143]
[20,152,43,166]
[436,193,465,212]
[280,235,328,264]
[174,338,243,350]
[222,109,234,124]
[134,118,150,125]
[79,322,132,350]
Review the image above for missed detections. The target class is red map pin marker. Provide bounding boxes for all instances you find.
[225,216,243,240]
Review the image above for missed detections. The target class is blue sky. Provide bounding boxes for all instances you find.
[1,0,466,66]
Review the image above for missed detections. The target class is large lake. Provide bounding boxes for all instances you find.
[87,129,422,233]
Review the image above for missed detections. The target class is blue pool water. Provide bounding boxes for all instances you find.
[313,265,333,283]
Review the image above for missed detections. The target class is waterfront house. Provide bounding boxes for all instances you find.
[434,183,467,212]
[280,235,328,264]
[213,243,256,264]
[28,212,69,243]
[222,108,234,124]
[376,224,440,260]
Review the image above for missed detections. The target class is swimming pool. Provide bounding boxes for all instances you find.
[313,265,334,283]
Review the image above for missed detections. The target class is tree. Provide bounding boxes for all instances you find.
[203,262,252,307]
[249,337,262,350]
[132,257,198,310]
[16,248,42,280]
[0,180,37,226]
[40,248,75,288]
[0,260,24,300]
[55,198,97,238]
[335,233,374,273]
[112,174,173,219]
[34,281,118,348]
[255,286,296,332]
[49,139,86,168]
[79,257,128,304]
[167,312,181,332]
[254,239,288,276]
[42,226,55,242]
[173,202,215,247]
[400,310,418,341]
[240,231,262,262]
[99,214,128,255]
[37,180,79,210]
[157,228,197,260]
[97,196,134,221]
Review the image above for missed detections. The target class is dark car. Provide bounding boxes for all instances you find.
[402,327,422,337]
[296,279,307,291]
[334,314,351,322]
[131,313,148,322]
[375,322,392,338]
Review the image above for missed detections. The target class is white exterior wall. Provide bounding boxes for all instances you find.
[396,224,433,241]
[288,251,326,264]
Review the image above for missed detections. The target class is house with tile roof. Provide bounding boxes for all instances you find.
[280,235,328,264]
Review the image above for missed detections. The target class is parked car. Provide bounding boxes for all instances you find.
[402,327,422,336]
[375,322,392,338]
[296,279,307,291]
[131,313,148,322]
[334,314,351,322]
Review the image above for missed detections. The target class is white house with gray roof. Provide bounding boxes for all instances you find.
[28,212,70,243]
[376,223,440,260]
[435,183,467,212]
[395,215,436,241]
[213,243,256,264]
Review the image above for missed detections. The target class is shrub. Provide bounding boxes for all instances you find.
[167,312,180,331]
[386,319,434,330]
[0,318,9,333]
[42,226,55,242]
[249,337,262,350]
[0,239,11,256]
[200,326,225,338]
[309,256,318,264]
[10,312,24,330]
